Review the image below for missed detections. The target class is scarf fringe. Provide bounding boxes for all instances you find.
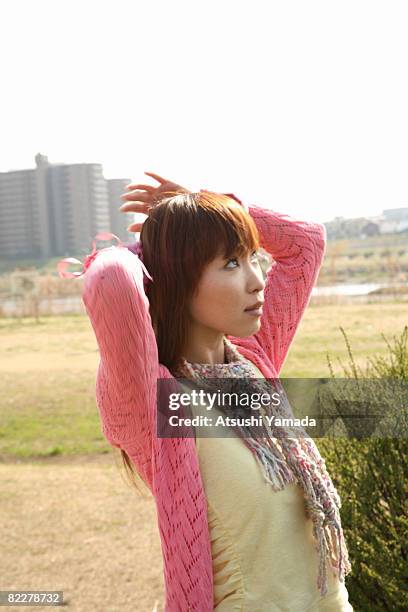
[246,437,297,490]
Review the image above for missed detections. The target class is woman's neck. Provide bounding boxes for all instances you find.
[182,327,226,365]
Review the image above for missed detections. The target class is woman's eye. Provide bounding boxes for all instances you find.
[225,257,239,268]
[225,252,258,268]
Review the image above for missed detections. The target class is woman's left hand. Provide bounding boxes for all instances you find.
[119,171,191,232]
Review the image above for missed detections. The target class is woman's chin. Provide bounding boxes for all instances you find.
[226,320,261,338]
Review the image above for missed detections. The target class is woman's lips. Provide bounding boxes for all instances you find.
[245,307,263,317]
[244,300,264,317]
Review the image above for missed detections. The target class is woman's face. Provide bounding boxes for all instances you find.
[188,249,265,338]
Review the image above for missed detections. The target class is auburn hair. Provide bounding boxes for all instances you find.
[119,191,260,494]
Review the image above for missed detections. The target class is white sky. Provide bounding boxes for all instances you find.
[1,0,407,223]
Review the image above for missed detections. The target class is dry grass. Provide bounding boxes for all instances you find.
[0,455,165,611]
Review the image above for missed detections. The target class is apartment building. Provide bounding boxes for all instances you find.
[107,178,135,244]
[0,154,133,259]
[0,159,48,259]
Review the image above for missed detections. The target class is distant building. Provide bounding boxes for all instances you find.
[0,163,44,259]
[382,207,408,221]
[107,179,134,244]
[47,158,110,257]
[378,218,408,234]
[0,154,135,260]
[326,206,408,240]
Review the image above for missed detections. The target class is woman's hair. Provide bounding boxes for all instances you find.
[120,190,260,495]
[141,191,260,370]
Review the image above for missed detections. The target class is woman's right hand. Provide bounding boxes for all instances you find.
[119,171,191,233]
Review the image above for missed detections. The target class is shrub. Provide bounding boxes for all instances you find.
[317,326,408,611]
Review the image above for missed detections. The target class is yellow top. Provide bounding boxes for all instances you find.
[186,360,353,611]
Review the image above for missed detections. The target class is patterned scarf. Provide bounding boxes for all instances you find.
[175,337,352,597]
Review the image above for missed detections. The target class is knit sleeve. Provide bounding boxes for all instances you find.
[247,205,326,375]
[82,246,159,485]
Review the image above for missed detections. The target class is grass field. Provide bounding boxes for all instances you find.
[0,302,406,458]
[1,304,406,611]
[0,458,165,611]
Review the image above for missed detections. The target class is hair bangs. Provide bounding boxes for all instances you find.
[195,192,260,261]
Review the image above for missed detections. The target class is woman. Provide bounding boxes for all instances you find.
[72,172,353,611]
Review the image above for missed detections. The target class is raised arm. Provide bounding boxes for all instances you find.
[252,205,326,375]
[82,246,164,487]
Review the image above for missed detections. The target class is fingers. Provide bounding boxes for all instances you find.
[119,202,150,213]
[127,222,144,233]
[120,190,150,202]
[125,171,168,190]
[120,172,170,223]
[144,171,168,184]
[124,183,155,192]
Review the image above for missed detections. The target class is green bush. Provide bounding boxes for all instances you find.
[317,326,408,611]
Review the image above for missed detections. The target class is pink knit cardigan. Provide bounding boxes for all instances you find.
[81,197,326,611]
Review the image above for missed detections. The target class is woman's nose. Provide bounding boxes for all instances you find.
[247,265,265,293]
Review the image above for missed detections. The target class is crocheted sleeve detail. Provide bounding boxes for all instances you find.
[81,246,160,486]
[233,205,326,376]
